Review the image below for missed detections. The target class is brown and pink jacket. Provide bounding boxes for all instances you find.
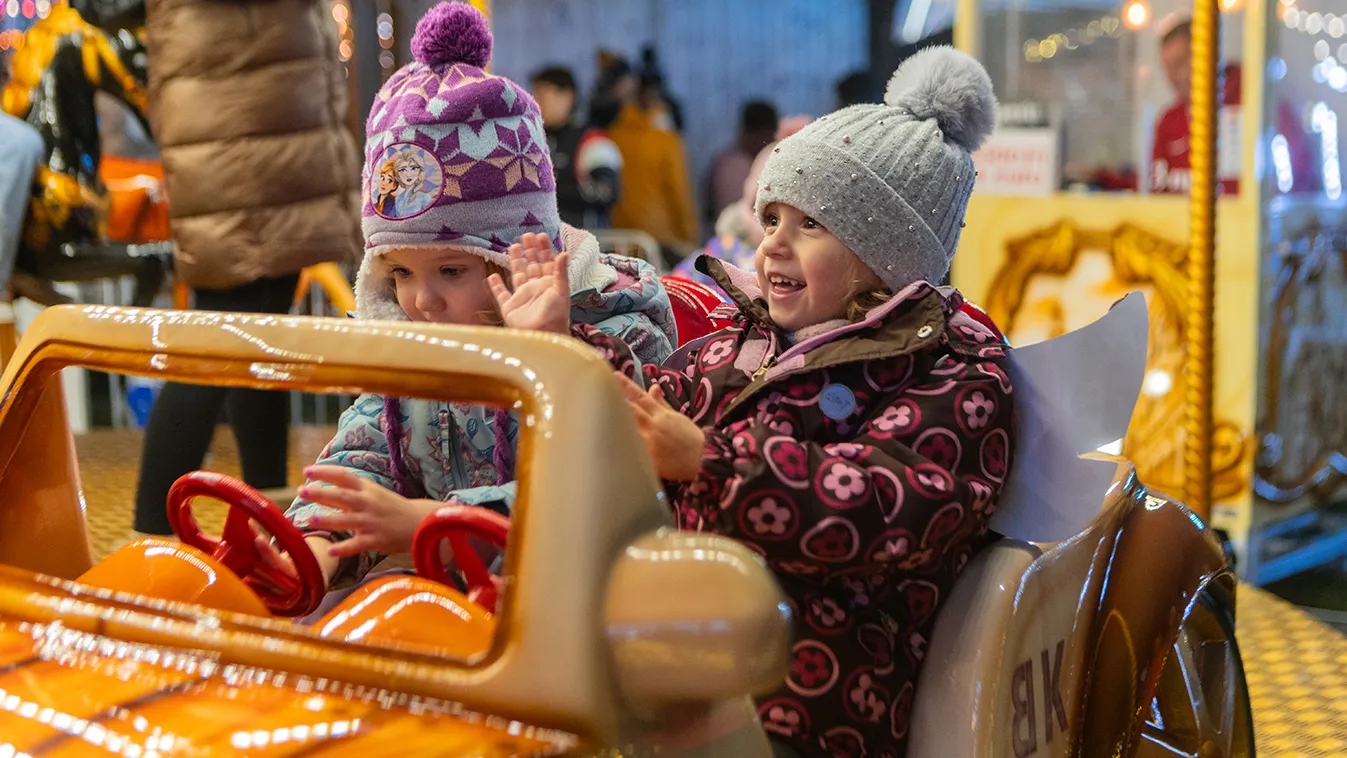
[644,258,1016,758]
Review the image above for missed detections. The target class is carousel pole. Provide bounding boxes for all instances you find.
[1183,0,1220,521]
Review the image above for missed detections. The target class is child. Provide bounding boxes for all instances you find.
[273,2,674,614]
[618,48,1012,758]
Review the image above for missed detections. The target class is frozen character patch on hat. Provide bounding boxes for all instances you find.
[359,1,564,256]
[373,144,444,220]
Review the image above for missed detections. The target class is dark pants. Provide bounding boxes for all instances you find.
[132,274,299,534]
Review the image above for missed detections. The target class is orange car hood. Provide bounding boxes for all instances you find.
[0,566,572,757]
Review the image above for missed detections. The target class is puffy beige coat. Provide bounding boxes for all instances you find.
[146,0,361,289]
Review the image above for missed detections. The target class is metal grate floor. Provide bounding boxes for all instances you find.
[76,425,335,558]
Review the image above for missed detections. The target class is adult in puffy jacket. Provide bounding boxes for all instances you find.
[131,0,362,538]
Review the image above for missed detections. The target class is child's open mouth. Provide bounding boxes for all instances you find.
[768,274,806,298]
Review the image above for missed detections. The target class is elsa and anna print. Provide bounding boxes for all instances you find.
[372,144,443,219]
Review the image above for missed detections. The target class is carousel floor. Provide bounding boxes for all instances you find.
[76,424,336,558]
[70,426,1347,754]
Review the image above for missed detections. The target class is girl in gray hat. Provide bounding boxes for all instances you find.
[612,47,1015,758]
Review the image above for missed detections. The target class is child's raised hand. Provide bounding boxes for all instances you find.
[299,465,439,559]
[488,233,571,335]
[615,373,706,482]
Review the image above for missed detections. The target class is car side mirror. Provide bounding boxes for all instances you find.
[604,528,791,704]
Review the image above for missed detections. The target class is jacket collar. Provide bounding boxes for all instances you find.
[701,256,966,419]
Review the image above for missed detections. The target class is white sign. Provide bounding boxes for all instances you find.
[972,127,1060,196]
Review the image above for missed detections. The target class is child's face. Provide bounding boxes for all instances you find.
[755,202,882,332]
[397,162,422,189]
[385,248,498,325]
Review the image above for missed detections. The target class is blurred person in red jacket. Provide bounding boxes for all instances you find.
[1152,18,1318,196]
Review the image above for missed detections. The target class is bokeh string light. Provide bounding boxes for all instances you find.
[1023,15,1121,64]
[1282,8,1347,39]
[1024,0,1247,64]
[375,5,395,78]
[331,0,354,78]
[0,0,54,51]
[326,0,396,82]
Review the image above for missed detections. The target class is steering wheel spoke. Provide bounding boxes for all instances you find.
[167,472,325,617]
[248,561,303,600]
[414,505,510,613]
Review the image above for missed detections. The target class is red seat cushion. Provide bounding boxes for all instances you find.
[662,276,732,347]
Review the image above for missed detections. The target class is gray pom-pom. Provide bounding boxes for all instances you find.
[885,46,997,152]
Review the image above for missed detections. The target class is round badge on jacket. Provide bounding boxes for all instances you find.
[819,384,857,421]
[370,142,445,220]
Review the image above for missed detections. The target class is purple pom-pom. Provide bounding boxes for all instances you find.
[411,2,493,69]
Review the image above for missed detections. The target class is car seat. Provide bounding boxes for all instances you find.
[909,294,1251,757]
[661,275,734,348]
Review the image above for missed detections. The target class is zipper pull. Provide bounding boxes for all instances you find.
[753,354,776,380]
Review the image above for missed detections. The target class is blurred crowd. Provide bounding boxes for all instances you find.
[526,46,882,267]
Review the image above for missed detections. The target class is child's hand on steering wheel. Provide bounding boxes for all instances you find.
[251,530,338,593]
[488,232,571,335]
[298,466,441,558]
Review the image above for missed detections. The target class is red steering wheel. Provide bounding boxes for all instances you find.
[166,471,325,618]
[413,505,510,613]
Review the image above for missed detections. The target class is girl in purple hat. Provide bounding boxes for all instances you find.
[265,2,675,614]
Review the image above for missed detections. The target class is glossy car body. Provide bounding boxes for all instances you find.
[0,306,791,756]
[910,460,1250,757]
[0,303,1250,757]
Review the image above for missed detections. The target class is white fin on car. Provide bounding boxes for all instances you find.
[988,291,1149,543]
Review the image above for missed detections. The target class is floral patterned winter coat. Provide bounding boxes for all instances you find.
[644,258,1015,758]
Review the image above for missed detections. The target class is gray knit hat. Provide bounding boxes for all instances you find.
[755,46,997,291]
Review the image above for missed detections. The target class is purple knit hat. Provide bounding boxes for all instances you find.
[361,2,561,259]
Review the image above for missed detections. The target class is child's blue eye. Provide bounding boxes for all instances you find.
[441,267,463,278]
[390,267,411,279]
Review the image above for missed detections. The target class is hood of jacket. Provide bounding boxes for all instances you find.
[569,251,678,350]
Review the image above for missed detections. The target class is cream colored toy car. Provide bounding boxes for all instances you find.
[0,299,1250,757]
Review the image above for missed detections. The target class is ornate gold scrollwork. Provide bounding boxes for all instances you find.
[984,220,1250,503]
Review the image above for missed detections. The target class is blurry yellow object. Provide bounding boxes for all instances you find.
[2,5,145,118]
[172,263,355,315]
[295,262,357,315]
[982,220,1250,503]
